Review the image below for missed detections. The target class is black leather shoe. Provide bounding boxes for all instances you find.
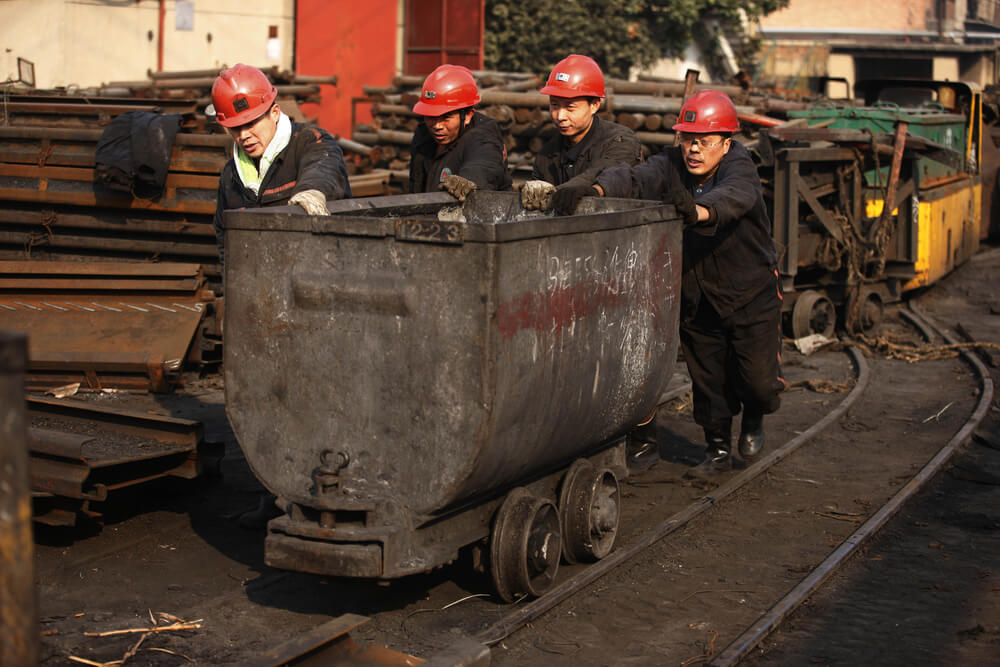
[738,428,765,460]
[627,420,660,470]
[738,413,765,460]
[686,432,732,478]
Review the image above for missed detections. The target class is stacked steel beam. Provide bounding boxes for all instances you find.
[0,66,394,392]
[0,66,391,281]
[350,71,813,189]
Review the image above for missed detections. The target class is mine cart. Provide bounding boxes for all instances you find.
[223,191,682,600]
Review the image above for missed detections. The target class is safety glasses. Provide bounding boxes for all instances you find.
[677,133,727,150]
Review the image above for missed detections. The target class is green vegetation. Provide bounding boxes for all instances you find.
[484,0,788,79]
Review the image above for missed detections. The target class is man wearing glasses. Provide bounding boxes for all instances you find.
[589,90,785,476]
[210,64,351,268]
[409,64,511,198]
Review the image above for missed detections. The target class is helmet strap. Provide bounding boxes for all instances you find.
[456,108,473,141]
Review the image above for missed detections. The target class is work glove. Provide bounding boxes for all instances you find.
[664,187,698,228]
[551,183,599,216]
[289,189,330,216]
[520,180,556,210]
[440,174,478,202]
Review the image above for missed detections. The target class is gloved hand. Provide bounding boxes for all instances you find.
[664,186,698,228]
[289,189,330,216]
[551,183,599,216]
[440,174,478,202]
[520,180,556,210]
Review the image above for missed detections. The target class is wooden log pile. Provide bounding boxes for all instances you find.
[349,70,823,189]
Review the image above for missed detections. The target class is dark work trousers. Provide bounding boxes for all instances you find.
[680,273,785,436]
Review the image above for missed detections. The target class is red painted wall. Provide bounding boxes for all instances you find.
[295,0,398,138]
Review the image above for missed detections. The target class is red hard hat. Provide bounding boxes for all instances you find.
[540,54,606,99]
[672,90,740,133]
[211,64,277,128]
[412,65,480,116]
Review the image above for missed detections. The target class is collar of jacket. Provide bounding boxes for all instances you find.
[233,112,292,195]
[541,114,602,160]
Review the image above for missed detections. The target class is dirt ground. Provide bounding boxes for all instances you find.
[28,246,1000,666]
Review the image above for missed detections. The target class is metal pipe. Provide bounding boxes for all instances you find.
[149,67,225,80]
[372,103,419,117]
[292,74,339,86]
[157,0,165,73]
[635,131,676,146]
[337,137,373,156]
[605,78,743,99]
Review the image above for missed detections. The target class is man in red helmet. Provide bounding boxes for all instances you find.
[409,64,511,199]
[211,64,350,529]
[211,64,351,267]
[521,54,642,215]
[589,90,784,475]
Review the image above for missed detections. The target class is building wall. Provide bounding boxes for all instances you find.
[933,56,961,81]
[759,0,939,32]
[295,0,398,137]
[0,0,294,89]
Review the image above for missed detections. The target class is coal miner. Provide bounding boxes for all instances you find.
[211,63,351,528]
[586,90,785,475]
[210,63,351,268]
[521,54,642,216]
[409,64,512,198]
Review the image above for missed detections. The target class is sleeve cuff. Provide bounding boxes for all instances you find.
[705,204,719,226]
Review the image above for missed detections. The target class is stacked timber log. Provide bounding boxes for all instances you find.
[349,71,819,190]
[0,66,391,281]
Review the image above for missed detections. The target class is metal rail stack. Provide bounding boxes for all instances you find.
[0,66,394,392]
[27,394,221,527]
[1,260,220,391]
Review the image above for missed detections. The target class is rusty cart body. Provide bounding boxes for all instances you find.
[223,191,681,599]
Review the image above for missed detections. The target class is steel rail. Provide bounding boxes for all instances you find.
[473,346,870,647]
[710,306,994,666]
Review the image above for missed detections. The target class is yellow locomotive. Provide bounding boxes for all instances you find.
[758,79,988,338]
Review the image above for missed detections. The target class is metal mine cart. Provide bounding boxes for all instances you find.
[223,191,682,600]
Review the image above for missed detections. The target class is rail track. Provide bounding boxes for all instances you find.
[474,305,992,666]
[31,298,996,666]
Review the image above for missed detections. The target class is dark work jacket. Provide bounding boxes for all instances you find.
[409,112,512,193]
[213,121,351,266]
[531,116,642,188]
[597,141,776,319]
[95,111,182,198]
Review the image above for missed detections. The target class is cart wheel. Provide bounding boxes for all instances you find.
[847,288,883,336]
[791,290,836,339]
[490,487,562,603]
[560,461,620,564]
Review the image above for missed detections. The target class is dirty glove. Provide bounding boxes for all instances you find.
[664,187,698,228]
[289,189,330,216]
[520,180,556,210]
[440,174,478,202]
[551,183,599,216]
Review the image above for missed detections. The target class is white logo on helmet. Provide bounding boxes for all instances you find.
[555,72,571,82]
[425,91,436,99]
